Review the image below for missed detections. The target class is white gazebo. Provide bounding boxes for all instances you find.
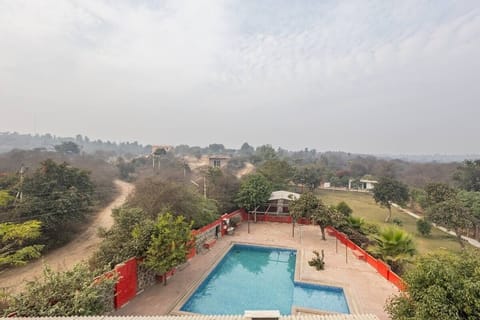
[267,190,300,215]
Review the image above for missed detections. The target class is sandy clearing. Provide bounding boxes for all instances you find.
[235,162,255,178]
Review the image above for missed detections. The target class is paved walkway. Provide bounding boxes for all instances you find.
[392,203,480,248]
[115,222,397,320]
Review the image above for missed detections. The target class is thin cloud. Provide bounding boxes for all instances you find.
[0,0,479,154]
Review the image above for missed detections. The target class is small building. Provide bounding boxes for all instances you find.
[359,179,378,190]
[209,155,230,168]
[266,190,300,215]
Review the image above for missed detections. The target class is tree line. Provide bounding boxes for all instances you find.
[0,132,150,156]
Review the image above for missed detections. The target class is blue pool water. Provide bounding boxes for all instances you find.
[181,244,349,315]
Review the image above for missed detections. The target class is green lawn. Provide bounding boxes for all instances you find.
[316,189,463,254]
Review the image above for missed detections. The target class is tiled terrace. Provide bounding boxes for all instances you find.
[115,222,398,320]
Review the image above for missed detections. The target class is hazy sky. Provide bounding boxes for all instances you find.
[1,0,479,154]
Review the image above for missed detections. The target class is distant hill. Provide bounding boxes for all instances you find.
[0,132,151,156]
[377,154,480,163]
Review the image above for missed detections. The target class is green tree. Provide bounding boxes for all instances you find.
[0,220,44,270]
[127,178,218,229]
[369,226,416,273]
[239,142,254,156]
[289,192,318,237]
[309,201,344,240]
[293,166,322,190]
[409,188,427,210]
[144,213,193,285]
[416,218,432,237]
[457,190,480,239]
[235,174,272,212]
[336,201,353,217]
[116,157,135,181]
[0,174,19,190]
[206,168,241,213]
[254,145,277,162]
[457,191,480,219]
[257,159,293,190]
[207,143,225,154]
[428,198,474,248]
[386,250,480,320]
[54,141,80,154]
[372,177,409,223]
[454,159,480,192]
[90,207,154,269]
[0,190,14,207]
[424,182,457,207]
[5,263,116,316]
[18,159,94,245]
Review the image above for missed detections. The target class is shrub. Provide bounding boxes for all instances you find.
[361,222,380,235]
[336,201,353,217]
[90,207,153,269]
[308,250,325,270]
[386,250,480,319]
[337,224,371,248]
[5,264,116,316]
[392,217,403,226]
[347,216,364,230]
[369,226,416,274]
[18,160,95,246]
[128,178,219,229]
[0,220,44,270]
[416,218,432,237]
[144,213,193,285]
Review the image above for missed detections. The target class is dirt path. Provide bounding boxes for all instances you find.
[235,162,255,178]
[184,155,255,179]
[0,179,134,293]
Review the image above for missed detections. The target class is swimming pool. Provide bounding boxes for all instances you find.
[180,244,350,315]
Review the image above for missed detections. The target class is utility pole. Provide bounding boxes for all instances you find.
[14,164,26,204]
[183,158,186,179]
[152,154,161,172]
[203,176,207,199]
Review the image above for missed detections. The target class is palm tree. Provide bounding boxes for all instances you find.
[369,226,416,274]
[347,216,365,230]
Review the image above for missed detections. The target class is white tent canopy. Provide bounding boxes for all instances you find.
[268,191,300,201]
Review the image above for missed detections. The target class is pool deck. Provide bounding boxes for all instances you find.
[114,222,398,320]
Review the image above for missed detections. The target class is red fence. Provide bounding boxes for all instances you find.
[326,227,405,290]
[240,212,312,225]
[112,209,247,309]
[114,257,138,309]
[112,208,406,310]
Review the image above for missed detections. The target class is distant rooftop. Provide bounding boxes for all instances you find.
[359,179,378,183]
[209,155,231,159]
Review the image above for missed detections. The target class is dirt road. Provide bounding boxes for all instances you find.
[235,162,255,178]
[0,179,134,293]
